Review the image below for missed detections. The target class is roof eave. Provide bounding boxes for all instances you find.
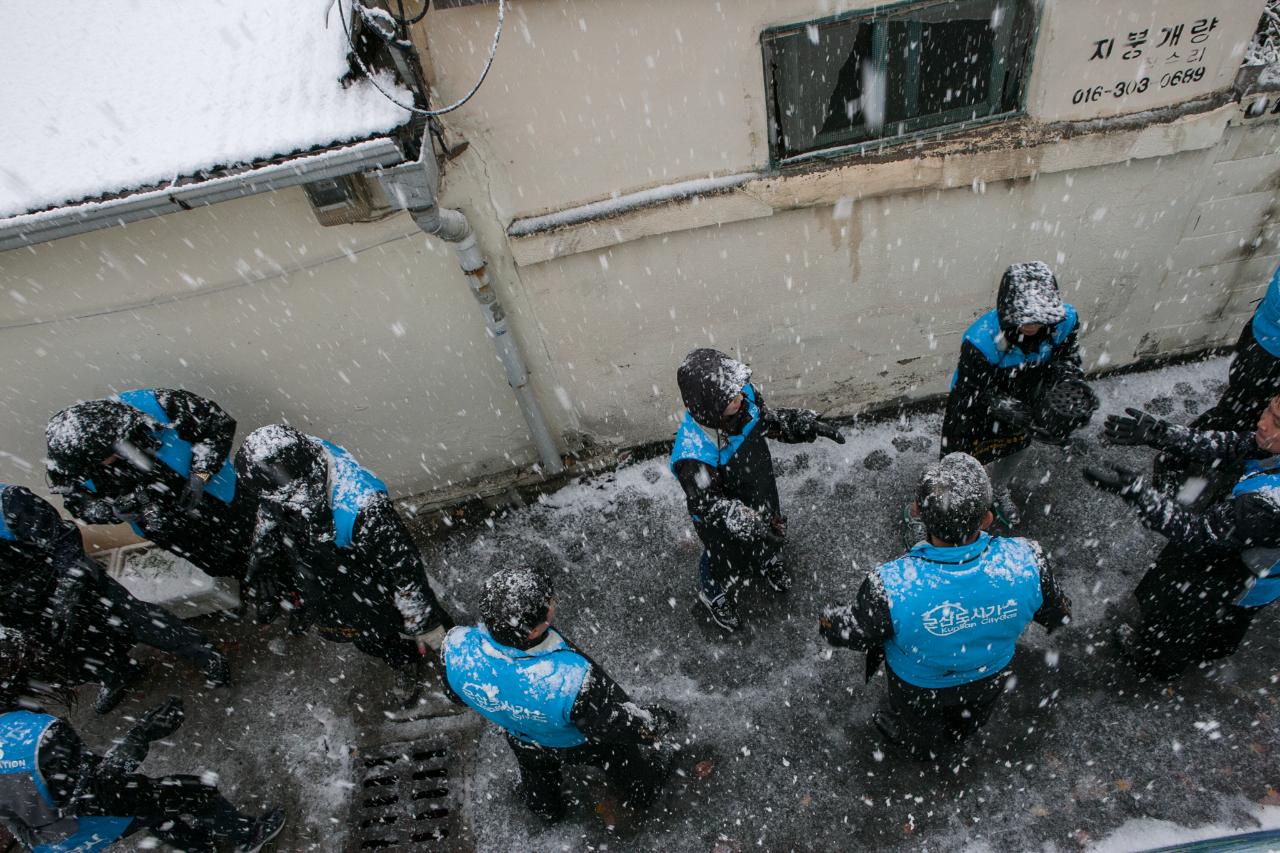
[0,136,407,253]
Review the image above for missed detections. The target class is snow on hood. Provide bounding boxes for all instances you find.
[677,348,752,429]
[996,261,1066,329]
[0,1,411,218]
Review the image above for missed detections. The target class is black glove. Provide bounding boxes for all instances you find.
[135,696,185,742]
[1103,407,1169,447]
[640,706,682,743]
[815,419,846,444]
[111,488,150,522]
[988,395,1032,427]
[1082,463,1144,497]
[179,471,208,512]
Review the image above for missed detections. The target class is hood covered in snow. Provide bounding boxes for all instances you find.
[996,262,1066,330]
[677,348,752,429]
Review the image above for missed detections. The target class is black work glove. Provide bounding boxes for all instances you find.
[111,488,150,522]
[818,605,851,648]
[988,395,1032,427]
[639,706,682,744]
[178,471,208,512]
[1103,407,1169,447]
[1082,463,1144,498]
[135,696,185,742]
[815,419,846,444]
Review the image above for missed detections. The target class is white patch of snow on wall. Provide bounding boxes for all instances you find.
[0,1,411,217]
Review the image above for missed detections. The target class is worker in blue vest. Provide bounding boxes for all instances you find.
[0,484,227,714]
[939,262,1093,529]
[233,425,453,706]
[0,699,284,852]
[441,565,677,822]
[45,389,253,582]
[1086,393,1280,679]
[1154,263,1280,499]
[671,348,845,632]
[820,453,1071,759]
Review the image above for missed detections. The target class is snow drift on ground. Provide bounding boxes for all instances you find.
[0,1,410,218]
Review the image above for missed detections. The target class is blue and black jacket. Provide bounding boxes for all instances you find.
[0,484,98,637]
[942,307,1083,463]
[440,626,659,748]
[1124,425,1280,608]
[822,534,1070,687]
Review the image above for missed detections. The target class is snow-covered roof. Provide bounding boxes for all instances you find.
[0,1,412,219]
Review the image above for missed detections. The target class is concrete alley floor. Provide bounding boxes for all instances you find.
[72,356,1280,852]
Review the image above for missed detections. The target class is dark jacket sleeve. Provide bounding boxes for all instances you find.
[1048,325,1084,383]
[761,404,823,444]
[2,487,87,573]
[1125,484,1279,555]
[947,340,1006,430]
[156,389,236,475]
[1148,425,1260,467]
[569,663,658,744]
[47,472,120,525]
[353,496,443,634]
[821,574,894,652]
[1030,541,1071,632]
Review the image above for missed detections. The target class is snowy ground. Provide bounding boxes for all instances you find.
[72,356,1280,852]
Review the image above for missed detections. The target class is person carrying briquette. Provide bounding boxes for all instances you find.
[45,389,254,582]
[1085,393,1280,679]
[440,565,678,822]
[670,347,846,632]
[1154,262,1280,499]
[233,425,454,709]
[820,453,1071,759]
[0,698,284,852]
[937,262,1096,530]
[0,483,228,714]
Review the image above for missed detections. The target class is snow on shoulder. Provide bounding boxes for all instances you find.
[0,1,411,218]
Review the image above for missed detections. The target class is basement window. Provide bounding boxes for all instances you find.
[762,0,1038,162]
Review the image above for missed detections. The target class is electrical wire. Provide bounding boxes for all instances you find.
[337,0,504,116]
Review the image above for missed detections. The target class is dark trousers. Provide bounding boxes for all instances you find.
[880,666,1007,759]
[97,774,253,852]
[314,606,454,670]
[697,526,781,601]
[1129,544,1261,680]
[1155,322,1280,497]
[506,735,669,821]
[72,575,218,685]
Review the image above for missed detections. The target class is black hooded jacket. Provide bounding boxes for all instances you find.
[45,390,252,580]
[941,264,1083,462]
[0,486,90,634]
[672,349,830,544]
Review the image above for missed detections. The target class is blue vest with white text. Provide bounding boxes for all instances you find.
[442,626,589,748]
[1231,456,1280,607]
[670,383,763,473]
[879,533,1043,689]
[0,484,15,542]
[316,439,387,550]
[0,712,132,853]
[116,389,237,504]
[1251,265,1280,358]
[950,305,1079,388]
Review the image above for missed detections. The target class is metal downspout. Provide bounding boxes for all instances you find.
[380,152,565,476]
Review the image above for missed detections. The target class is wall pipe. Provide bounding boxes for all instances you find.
[377,142,565,476]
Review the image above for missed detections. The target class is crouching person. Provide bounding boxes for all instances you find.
[441,566,676,822]
[821,453,1070,759]
[0,698,284,852]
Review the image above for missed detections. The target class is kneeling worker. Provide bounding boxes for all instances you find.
[821,453,1071,758]
[441,566,676,822]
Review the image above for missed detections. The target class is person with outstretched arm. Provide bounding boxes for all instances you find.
[1085,394,1280,679]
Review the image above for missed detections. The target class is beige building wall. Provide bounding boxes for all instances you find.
[0,0,1276,519]
[0,187,542,502]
